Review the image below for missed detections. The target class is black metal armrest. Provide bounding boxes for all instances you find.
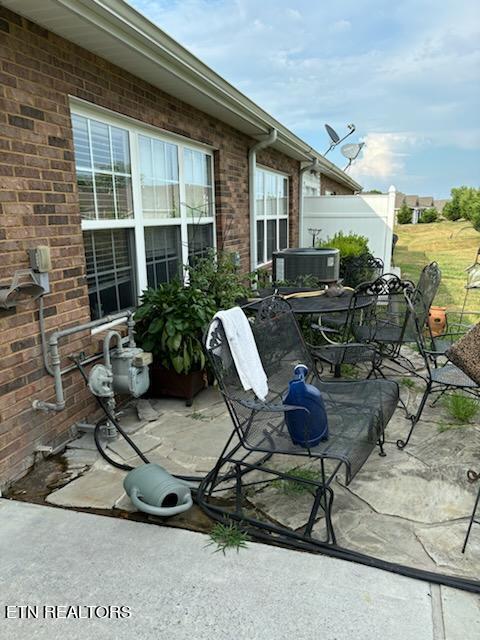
[227,395,310,415]
[310,342,379,366]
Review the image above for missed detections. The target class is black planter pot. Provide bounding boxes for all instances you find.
[147,364,207,407]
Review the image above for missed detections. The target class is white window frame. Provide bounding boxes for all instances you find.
[255,165,289,267]
[71,101,216,307]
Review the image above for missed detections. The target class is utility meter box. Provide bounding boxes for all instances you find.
[110,347,152,397]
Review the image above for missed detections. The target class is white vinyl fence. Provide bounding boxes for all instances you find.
[301,186,397,273]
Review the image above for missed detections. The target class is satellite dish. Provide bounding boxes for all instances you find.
[341,142,365,170]
[341,142,364,160]
[323,123,356,155]
[325,124,340,144]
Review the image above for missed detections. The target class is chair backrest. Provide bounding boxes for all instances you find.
[367,256,384,279]
[413,262,442,325]
[205,297,317,438]
[344,274,415,343]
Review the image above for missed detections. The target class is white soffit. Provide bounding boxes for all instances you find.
[1,0,362,190]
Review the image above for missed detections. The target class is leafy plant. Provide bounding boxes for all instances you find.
[134,280,216,375]
[418,207,438,224]
[340,364,359,379]
[444,393,479,423]
[401,377,416,389]
[187,249,250,309]
[318,231,370,257]
[318,231,373,287]
[272,467,322,495]
[397,202,413,224]
[207,521,249,554]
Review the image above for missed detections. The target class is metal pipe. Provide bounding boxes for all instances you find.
[91,316,129,336]
[33,310,135,413]
[248,129,278,271]
[102,331,123,368]
[299,157,319,246]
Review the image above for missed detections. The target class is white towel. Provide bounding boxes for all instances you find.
[207,307,269,401]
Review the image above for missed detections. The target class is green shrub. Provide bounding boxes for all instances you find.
[397,202,413,224]
[187,249,250,310]
[318,230,369,257]
[418,207,438,224]
[317,231,373,287]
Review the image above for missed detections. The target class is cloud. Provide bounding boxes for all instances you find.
[350,133,419,180]
[130,0,480,194]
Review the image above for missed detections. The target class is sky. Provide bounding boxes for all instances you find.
[130,0,480,198]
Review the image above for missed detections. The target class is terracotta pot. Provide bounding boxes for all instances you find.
[147,363,206,407]
[428,306,447,336]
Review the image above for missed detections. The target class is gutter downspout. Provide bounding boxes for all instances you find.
[299,157,319,247]
[248,129,278,271]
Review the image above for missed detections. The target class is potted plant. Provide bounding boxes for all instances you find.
[134,280,216,406]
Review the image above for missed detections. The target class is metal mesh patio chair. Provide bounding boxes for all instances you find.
[396,295,479,450]
[198,296,399,546]
[352,263,441,375]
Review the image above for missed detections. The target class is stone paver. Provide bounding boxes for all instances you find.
[415,521,480,578]
[46,467,126,509]
[40,384,480,582]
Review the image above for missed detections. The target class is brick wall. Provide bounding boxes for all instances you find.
[0,7,302,487]
[321,175,355,196]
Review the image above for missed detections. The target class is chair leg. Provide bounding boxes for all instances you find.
[462,482,480,553]
[397,382,432,449]
[377,430,386,457]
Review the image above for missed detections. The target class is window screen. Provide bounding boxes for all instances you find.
[83,229,135,319]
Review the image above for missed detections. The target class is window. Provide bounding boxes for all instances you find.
[72,114,133,220]
[139,135,179,219]
[72,105,215,318]
[145,227,182,288]
[255,168,288,265]
[188,223,214,263]
[84,229,136,320]
[184,148,214,219]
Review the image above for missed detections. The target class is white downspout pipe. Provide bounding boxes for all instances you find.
[248,129,278,271]
[299,157,319,247]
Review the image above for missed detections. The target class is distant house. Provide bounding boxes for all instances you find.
[395,193,449,224]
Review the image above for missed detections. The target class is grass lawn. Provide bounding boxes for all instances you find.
[394,220,480,320]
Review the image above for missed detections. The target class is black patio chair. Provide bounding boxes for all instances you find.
[396,297,479,450]
[351,263,441,376]
[310,278,387,377]
[198,296,399,546]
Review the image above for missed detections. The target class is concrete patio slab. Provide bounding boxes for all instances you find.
[441,585,480,640]
[0,499,455,640]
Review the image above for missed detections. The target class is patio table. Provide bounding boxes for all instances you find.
[247,290,371,316]
[246,290,372,377]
